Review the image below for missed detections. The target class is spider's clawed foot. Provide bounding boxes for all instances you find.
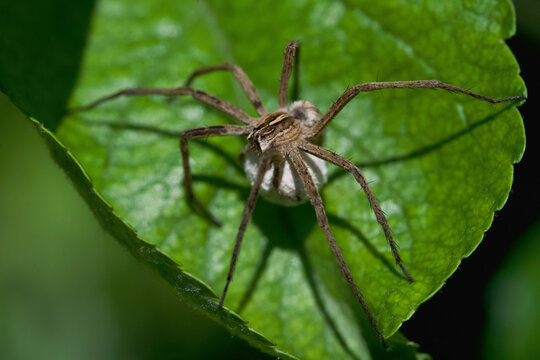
[400,263,414,283]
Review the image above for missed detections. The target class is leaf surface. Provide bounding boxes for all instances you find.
[2,0,525,359]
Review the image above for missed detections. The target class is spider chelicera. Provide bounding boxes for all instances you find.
[77,40,525,347]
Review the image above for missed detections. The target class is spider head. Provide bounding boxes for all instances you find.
[249,111,302,152]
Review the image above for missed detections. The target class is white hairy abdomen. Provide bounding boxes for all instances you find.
[243,149,327,206]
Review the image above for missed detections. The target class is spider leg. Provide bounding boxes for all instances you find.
[271,155,285,189]
[181,125,251,226]
[238,143,253,163]
[71,86,256,125]
[278,41,300,110]
[298,140,414,283]
[184,63,267,116]
[307,80,527,137]
[219,152,271,307]
[271,155,292,199]
[291,43,301,102]
[288,148,387,348]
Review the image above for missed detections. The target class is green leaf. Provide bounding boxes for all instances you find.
[0,0,95,131]
[1,0,525,359]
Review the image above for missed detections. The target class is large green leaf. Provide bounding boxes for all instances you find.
[1,0,525,359]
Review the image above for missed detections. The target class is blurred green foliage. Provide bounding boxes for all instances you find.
[515,0,540,44]
[0,93,271,360]
[483,219,540,360]
[0,1,94,131]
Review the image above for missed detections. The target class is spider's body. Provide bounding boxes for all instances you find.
[77,41,525,348]
[244,100,327,206]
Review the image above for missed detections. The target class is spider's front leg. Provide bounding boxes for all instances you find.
[180,125,251,226]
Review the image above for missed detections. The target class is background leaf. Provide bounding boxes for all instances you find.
[1,0,525,359]
[0,0,94,131]
[483,219,540,359]
[514,0,540,45]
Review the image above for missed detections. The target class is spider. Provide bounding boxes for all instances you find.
[77,40,525,347]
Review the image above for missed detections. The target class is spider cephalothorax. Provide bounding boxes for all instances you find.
[244,101,327,206]
[250,111,302,151]
[77,40,525,347]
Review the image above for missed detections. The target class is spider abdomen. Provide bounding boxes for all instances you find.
[243,148,327,206]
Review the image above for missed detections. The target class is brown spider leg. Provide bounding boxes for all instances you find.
[298,140,414,283]
[307,80,527,137]
[277,40,300,110]
[287,148,387,348]
[219,152,271,307]
[184,63,267,116]
[271,155,292,199]
[271,155,285,190]
[238,143,253,163]
[71,87,256,125]
[291,43,301,102]
[181,125,251,226]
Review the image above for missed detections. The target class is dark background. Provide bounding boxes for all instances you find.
[1,1,538,359]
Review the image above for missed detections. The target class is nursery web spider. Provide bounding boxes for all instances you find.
[77,41,525,347]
